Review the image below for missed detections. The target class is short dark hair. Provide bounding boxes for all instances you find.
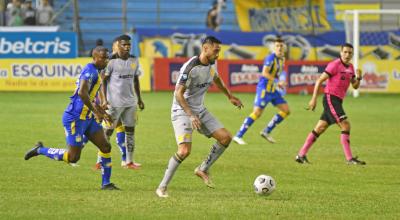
[274,37,284,43]
[202,36,222,45]
[92,46,108,57]
[341,43,354,49]
[115,34,131,42]
[95,38,104,46]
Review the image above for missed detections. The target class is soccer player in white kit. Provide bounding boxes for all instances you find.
[156,36,243,198]
[102,34,145,170]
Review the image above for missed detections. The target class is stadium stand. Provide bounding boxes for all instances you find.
[53,0,238,51]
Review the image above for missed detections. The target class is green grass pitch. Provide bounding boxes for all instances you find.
[0,92,399,219]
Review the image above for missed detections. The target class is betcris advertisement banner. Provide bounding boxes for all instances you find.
[0,58,151,92]
[0,32,77,58]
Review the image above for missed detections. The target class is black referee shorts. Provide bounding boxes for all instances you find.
[320,94,347,125]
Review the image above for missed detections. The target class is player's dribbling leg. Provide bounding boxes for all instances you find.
[195,128,231,188]
[157,144,190,198]
[89,128,120,190]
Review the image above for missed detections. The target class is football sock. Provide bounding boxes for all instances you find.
[99,151,112,186]
[96,154,101,164]
[38,146,68,162]
[159,153,184,189]
[263,111,287,134]
[116,126,127,162]
[236,112,258,138]
[125,131,135,163]
[298,130,319,156]
[340,131,353,160]
[82,135,89,148]
[96,129,112,163]
[198,142,227,172]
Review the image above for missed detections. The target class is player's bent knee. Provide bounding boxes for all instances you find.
[100,142,112,154]
[315,125,327,134]
[68,155,80,163]
[177,150,190,159]
[341,120,351,131]
[254,110,263,119]
[219,133,232,146]
[177,143,191,159]
[105,129,114,137]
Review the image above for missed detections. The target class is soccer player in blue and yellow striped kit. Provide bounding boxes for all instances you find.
[24,46,120,190]
[233,38,290,145]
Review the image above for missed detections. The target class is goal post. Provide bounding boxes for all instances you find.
[343,9,400,97]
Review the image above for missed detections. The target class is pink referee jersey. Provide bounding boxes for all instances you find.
[324,58,355,100]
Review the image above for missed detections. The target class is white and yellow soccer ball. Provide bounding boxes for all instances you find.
[253,174,276,196]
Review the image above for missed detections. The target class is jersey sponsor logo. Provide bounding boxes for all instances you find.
[118,74,134,79]
[195,82,211,88]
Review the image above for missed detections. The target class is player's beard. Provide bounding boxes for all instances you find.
[208,56,217,65]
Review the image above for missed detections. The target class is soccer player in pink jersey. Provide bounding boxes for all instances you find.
[295,43,366,165]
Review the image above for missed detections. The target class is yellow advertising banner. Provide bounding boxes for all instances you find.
[358,60,400,93]
[334,3,380,21]
[233,0,331,32]
[138,57,151,92]
[0,58,151,92]
[142,38,173,58]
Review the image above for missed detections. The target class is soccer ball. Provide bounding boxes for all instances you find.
[253,174,276,196]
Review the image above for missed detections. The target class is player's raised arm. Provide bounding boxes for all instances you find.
[307,72,330,111]
[351,68,363,89]
[213,75,243,109]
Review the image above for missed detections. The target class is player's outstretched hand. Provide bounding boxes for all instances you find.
[138,100,145,111]
[100,101,109,110]
[277,80,287,89]
[102,112,113,125]
[230,96,244,109]
[93,103,112,124]
[93,109,104,122]
[305,99,317,111]
[190,115,201,130]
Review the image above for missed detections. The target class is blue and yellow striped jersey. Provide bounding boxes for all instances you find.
[257,53,284,93]
[64,63,102,120]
